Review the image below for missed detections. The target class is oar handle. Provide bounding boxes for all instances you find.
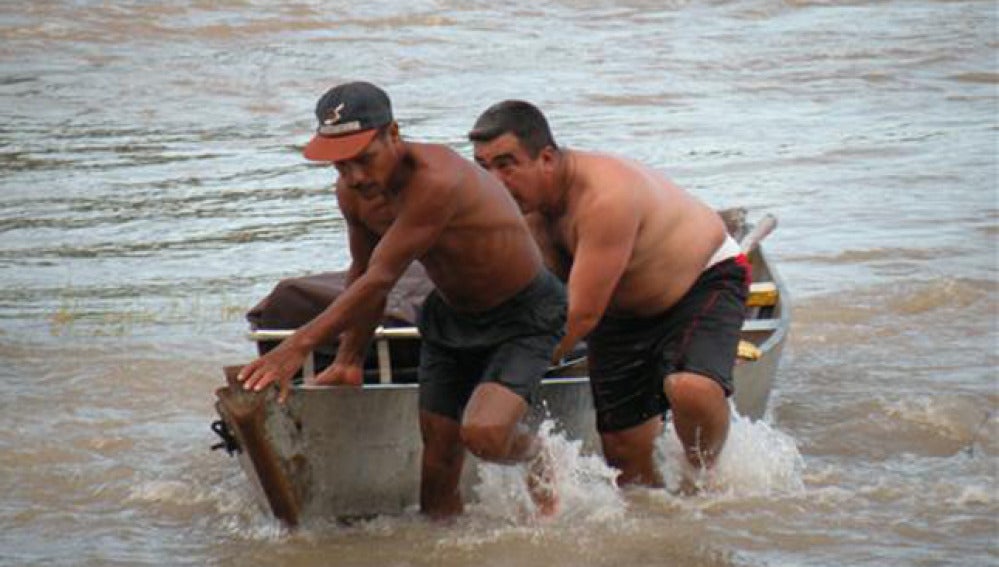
[739,213,778,254]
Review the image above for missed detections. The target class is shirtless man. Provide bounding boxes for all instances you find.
[469,101,749,488]
[238,83,565,517]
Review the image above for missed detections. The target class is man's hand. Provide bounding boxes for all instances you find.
[236,341,309,404]
[551,336,577,366]
[312,360,364,387]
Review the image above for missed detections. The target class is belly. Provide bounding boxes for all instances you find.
[606,268,701,316]
[421,256,539,312]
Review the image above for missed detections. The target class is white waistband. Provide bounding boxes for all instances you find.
[705,234,741,271]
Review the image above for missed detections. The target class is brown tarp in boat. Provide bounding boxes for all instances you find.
[245,264,434,378]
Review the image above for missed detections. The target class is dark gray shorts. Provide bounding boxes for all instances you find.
[416,270,567,421]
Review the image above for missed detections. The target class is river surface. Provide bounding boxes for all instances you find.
[1,1,996,566]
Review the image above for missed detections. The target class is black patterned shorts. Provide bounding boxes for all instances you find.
[588,256,750,433]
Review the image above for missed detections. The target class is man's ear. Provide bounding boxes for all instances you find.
[387,121,401,142]
[538,145,558,172]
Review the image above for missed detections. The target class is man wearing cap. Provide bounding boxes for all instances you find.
[238,82,566,518]
[469,101,750,491]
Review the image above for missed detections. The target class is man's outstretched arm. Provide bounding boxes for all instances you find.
[238,179,457,400]
[553,192,638,362]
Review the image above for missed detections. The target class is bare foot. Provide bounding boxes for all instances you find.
[526,446,559,517]
[672,464,717,496]
[676,474,700,496]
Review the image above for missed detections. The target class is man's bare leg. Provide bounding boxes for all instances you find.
[664,372,731,472]
[523,437,557,516]
[598,416,664,487]
[461,382,558,516]
[419,409,466,519]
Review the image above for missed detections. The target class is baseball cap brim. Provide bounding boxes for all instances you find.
[303,128,379,162]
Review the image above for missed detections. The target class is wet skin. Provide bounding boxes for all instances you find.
[238,123,558,516]
[474,133,732,482]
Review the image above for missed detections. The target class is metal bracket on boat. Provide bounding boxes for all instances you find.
[249,326,418,384]
[210,418,241,456]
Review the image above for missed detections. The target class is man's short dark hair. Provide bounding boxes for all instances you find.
[468,100,558,158]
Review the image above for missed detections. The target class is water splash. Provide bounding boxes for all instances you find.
[469,408,805,524]
[885,396,997,444]
[657,405,806,497]
[127,479,207,505]
[469,420,625,525]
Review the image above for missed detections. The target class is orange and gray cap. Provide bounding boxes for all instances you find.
[303,81,393,162]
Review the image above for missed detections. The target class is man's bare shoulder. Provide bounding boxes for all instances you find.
[408,142,469,170]
[575,150,655,182]
[569,153,638,209]
[573,150,686,205]
[405,142,475,190]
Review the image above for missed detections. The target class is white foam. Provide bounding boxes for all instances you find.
[127,479,204,505]
[884,396,986,441]
[657,404,806,497]
[469,420,626,525]
[129,472,295,541]
[950,484,996,507]
[468,407,805,523]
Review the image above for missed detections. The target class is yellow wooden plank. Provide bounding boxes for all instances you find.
[737,340,761,360]
[747,282,778,307]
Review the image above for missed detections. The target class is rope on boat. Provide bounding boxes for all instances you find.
[210,419,241,456]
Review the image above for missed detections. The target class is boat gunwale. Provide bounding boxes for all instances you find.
[751,245,791,358]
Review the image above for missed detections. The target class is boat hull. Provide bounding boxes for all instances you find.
[215,371,598,524]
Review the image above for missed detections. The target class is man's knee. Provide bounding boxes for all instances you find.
[459,382,527,462]
[664,372,727,413]
[460,421,513,462]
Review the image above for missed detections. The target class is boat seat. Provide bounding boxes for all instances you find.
[741,318,781,332]
[747,282,778,307]
[737,340,761,361]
